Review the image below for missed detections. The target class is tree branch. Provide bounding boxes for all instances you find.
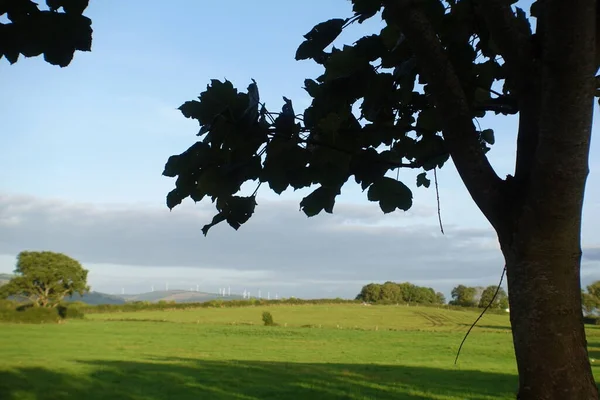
[474,0,533,96]
[473,0,540,182]
[264,129,441,170]
[386,1,506,227]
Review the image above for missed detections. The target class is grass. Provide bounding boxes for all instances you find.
[1,303,599,399]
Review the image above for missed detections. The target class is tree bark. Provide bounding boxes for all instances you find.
[498,2,599,397]
[501,236,598,399]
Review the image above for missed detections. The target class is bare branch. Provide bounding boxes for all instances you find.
[386,1,506,227]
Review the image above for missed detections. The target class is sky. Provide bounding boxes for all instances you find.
[1,0,599,300]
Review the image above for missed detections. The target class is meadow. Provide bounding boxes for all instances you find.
[1,304,600,399]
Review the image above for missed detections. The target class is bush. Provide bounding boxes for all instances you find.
[56,305,85,319]
[0,303,85,323]
[262,311,276,326]
[0,305,61,324]
[0,300,17,310]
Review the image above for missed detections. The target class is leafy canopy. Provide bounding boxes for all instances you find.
[0,251,89,307]
[449,284,478,307]
[163,0,521,234]
[0,0,93,67]
[355,281,445,304]
[478,285,508,309]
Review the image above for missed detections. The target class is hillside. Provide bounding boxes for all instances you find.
[67,291,126,305]
[121,290,245,303]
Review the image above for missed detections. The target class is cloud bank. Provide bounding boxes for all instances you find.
[0,192,598,298]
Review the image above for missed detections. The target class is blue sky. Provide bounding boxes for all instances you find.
[0,0,599,300]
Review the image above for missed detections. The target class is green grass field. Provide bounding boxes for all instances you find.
[1,304,600,399]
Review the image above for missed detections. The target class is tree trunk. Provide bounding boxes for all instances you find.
[502,236,598,399]
[496,1,598,397]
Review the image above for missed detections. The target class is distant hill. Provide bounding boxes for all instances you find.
[1,277,245,305]
[121,290,245,304]
[67,291,126,305]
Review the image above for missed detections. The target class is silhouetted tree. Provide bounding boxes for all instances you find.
[0,0,93,67]
[163,1,598,397]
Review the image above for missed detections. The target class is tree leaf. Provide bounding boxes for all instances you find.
[416,172,431,188]
[350,148,390,190]
[351,0,382,22]
[322,45,368,82]
[222,195,257,230]
[367,177,413,213]
[202,213,226,236]
[353,34,386,62]
[295,18,346,61]
[179,100,202,119]
[481,129,495,145]
[416,108,442,133]
[300,186,341,217]
[166,188,185,210]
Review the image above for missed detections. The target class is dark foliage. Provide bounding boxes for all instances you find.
[0,0,93,67]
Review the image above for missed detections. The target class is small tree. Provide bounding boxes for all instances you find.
[581,281,600,316]
[262,311,275,326]
[478,285,508,309]
[0,251,89,307]
[450,285,477,307]
[355,283,382,302]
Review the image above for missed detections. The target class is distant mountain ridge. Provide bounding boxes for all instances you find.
[70,290,244,305]
[1,273,240,305]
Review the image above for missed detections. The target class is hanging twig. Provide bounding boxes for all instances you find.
[454,266,507,365]
[434,167,444,234]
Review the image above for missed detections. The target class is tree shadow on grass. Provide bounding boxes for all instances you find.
[0,358,518,400]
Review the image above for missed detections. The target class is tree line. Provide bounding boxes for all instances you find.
[355,282,445,304]
[356,281,509,310]
[449,284,508,310]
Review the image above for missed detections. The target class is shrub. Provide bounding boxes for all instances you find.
[583,316,600,325]
[0,300,17,310]
[0,305,61,324]
[56,305,85,319]
[0,303,84,323]
[262,311,276,326]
